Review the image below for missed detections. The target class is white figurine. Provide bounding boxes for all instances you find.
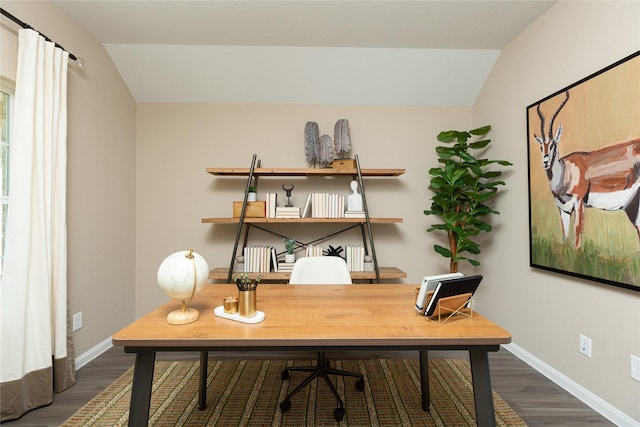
[347,180,363,211]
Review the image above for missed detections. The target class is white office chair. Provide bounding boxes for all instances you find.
[280,256,365,421]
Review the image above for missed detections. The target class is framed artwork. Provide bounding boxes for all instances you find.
[527,51,640,292]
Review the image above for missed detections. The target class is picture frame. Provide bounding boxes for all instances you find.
[526,51,640,292]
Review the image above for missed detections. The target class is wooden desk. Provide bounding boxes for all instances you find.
[112,284,511,426]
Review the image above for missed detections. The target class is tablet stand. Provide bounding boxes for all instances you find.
[425,291,473,325]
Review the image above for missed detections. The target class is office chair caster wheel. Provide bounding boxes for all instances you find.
[333,407,345,421]
[281,369,290,380]
[355,378,365,391]
[280,399,291,412]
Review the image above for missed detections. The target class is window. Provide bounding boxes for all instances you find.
[0,76,14,274]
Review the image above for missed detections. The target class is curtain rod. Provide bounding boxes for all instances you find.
[0,7,79,61]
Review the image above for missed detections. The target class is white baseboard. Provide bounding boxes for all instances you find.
[503,343,639,427]
[74,336,112,370]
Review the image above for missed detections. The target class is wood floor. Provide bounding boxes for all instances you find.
[3,347,613,426]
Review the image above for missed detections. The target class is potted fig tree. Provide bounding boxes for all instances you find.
[424,125,512,273]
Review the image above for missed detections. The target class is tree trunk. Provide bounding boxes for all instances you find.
[448,233,458,273]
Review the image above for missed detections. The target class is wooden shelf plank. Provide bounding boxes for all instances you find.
[206,167,405,177]
[202,217,403,224]
[208,267,407,281]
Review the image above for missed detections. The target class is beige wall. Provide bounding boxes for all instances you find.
[0,1,137,355]
[474,1,640,421]
[135,104,471,314]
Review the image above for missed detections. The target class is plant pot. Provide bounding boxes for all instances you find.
[246,192,257,202]
[284,253,295,263]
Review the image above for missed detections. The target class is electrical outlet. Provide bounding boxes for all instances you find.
[631,354,640,382]
[579,335,592,358]
[73,312,83,331]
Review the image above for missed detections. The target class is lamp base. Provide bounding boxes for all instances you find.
[166,307,200,325]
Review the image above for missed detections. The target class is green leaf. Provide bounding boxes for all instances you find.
[458,242,481,254]
[437,131,457,143]
[459,151,477,163]
[429,177,448,189]
[481,171,502,179]
[434,245,452,258]
[469,139,491,150]
[436,146,457,157]
[427,224,448,232]
[428,167,445,176]
[475,222,493,232]
[469,125,491,136]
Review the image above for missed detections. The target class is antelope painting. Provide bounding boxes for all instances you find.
[534,90,640,248]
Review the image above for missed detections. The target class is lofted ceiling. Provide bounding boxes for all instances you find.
[54,0,556,106]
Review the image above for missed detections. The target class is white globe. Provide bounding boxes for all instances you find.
[157,250,209,301]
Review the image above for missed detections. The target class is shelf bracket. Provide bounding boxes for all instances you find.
[227,154,259,283]
[355,154,381,283]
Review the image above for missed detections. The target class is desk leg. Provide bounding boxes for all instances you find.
[199,351,208,410]
[419,349,430,411]
[128,351,156,427]
[469,350,496,427]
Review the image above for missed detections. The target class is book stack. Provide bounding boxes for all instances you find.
[277,262,295,272]
[275,206,301,218]
[307,193,345,218]
[344,210,366,218]
[265,193,277,218]
[345,245,365,271]
[243,245,275,273]
[305,245,324,257]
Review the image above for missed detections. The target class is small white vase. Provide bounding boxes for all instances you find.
[284,253,295,263]
[247,192,257,202]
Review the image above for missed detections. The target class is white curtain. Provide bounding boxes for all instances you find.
[0,29,75,421]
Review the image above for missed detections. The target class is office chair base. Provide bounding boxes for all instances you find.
[280,398,346,422]
[280,356,364,421]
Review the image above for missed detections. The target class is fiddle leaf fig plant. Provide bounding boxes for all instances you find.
[424,125,512,273]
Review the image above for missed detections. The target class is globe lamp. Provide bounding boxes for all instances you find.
[157,249,209,325]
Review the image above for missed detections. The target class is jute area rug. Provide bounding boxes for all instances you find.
[63,358,527,426]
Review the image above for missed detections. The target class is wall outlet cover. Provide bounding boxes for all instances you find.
[631,354,640,382]
[579,335,592,358]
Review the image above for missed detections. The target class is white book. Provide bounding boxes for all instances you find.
[322,193,328,217]
[271,247,278,272]
[265,194,269,218]
[301,194,312,218]
[345,245,365,271]
[267,193,277,218]
[330,194,338,218]
[305,245,324,257]
[264,246,271,273]
[260,246,265,273]
[311,193,318,218]
[275,206,301,218]
[251,246,258,272]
